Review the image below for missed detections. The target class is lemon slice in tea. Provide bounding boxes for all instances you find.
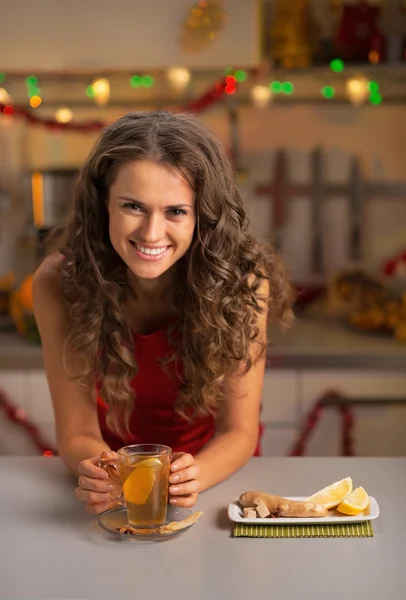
[123,457,162,505]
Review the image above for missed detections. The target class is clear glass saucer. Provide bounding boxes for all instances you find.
[98,505,194,541]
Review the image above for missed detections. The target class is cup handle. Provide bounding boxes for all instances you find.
[99,452,125,507]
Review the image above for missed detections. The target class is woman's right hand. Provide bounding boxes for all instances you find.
[74,451,122,514]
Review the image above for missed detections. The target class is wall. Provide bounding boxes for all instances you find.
[206,104,406,278]
[0,0,260,70]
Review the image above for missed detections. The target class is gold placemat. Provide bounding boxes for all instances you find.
[233,521,374,538]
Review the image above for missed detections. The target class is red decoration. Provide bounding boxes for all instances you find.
[0,388,57,456]
[289,390,355,457]
[383,249,406,277]
[0,72,247,131]
[334,2,386,62]
[0,103,103,132]
[183,76,230,111]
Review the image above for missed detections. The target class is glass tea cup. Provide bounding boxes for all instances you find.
[99,444,172,528]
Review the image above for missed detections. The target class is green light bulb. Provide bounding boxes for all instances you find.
[26,75,38,86]
[282,81,294,94]
[130,75,142,88]
[370,92,382,106]
[235,70,246,82]
[270,81,283,93]
[330,59,344,73]
[141,75,154,87]
[368,81,380,94]
[321,86,335,99]
[86,85,95,98]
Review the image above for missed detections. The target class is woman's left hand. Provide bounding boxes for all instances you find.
[169,452,200,508]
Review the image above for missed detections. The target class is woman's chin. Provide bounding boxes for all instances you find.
[127,260,172,281]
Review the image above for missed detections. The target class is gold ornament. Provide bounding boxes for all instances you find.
[270,0,320,69]
[180,1,228,54]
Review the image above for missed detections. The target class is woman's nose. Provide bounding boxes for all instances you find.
[139,213,165,242]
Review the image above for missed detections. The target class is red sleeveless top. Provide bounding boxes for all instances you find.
[97,324,262,456]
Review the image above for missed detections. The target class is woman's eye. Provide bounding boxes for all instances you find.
[123,202,142,212]
[167,208,187,217]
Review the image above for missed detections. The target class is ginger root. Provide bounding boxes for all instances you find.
[239,491,328,518]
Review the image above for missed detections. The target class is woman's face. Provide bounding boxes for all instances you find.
[108,159,196,281]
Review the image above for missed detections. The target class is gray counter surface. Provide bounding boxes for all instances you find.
[1,316,406,370]
[0,456,405,599]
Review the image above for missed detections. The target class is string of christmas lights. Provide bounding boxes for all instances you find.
[0,70,253,131]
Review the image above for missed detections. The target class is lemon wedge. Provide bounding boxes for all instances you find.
[122,457,162,505]
[306,476,353,510]
[336,487,369,516]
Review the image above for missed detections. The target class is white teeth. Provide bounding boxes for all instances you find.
[134,242,168,256]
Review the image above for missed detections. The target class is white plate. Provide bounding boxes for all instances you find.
[228,496,380,525]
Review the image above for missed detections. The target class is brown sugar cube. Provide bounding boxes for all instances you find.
[243,508,257,518]
[253,497,271,518]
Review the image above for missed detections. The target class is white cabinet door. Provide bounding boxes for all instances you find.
[0,371,29,410]
[260,427,299,456]
[261,369,298,425]
[25,371,56,454]
[26,371,54,425]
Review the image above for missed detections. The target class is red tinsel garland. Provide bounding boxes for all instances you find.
[0,387,57,456]
[0,73,243,132]
[289,390,354,457]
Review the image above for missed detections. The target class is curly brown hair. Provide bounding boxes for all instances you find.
[51,111,295,435]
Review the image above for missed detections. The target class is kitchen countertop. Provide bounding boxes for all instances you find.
[1,316,405,370]
[0,455,404,600]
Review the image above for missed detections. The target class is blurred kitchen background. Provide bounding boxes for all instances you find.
[0,0,405,458]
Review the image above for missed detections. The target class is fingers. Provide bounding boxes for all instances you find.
[169,479,200,497]
[100,450,118,461]
[78,456,109,480]
[75,453,122,513]
[85,500,119,515]
[170,452,194,473]
[170,493,198,508]
[78,474,118,494]
[169,464,200,485]
[169,454,200,504]
[169,467,200,496]
[74,486,111,504]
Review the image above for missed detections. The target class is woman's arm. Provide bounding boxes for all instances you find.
[195,338,266,492]
[169,279,269,503]
[33,253,111,477]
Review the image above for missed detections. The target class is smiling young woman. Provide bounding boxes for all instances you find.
[32,111,295,515]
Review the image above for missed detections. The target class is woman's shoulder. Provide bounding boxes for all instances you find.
[32,252,65,309]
